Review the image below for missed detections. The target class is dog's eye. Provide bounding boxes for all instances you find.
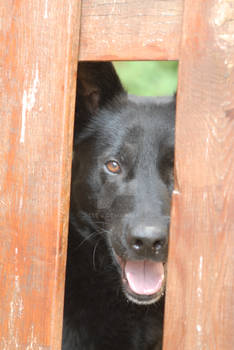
[105,160,121,174]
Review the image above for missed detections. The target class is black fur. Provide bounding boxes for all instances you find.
[62,62,175,350]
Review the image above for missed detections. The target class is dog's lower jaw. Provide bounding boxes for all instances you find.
[123,287,164,305]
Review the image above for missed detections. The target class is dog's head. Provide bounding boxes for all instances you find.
[72,62,175,305]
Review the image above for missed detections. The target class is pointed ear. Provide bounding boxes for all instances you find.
[76,62,125,118]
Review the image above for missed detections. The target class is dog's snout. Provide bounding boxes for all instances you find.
[127,225,167,259]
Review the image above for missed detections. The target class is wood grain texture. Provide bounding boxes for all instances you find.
[163,0,234,349]
[0,0,81,348]
[79,0,183,61]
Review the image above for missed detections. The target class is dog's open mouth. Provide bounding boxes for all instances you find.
[116,255,166,305]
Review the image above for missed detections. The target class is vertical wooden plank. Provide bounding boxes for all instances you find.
[163,0,234,349]
[0,1,81,348]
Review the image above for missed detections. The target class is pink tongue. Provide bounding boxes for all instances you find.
[125,260,164,295]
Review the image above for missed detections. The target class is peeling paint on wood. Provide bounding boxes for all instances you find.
[44,0,48,19]
[20,64,40,143]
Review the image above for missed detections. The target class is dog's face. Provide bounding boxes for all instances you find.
[72,63,175,305]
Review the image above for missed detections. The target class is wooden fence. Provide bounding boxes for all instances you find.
[0,0,233,349]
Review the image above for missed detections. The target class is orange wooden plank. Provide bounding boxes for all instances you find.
[163,0,234,349]
[0,1,81,348]
[79,0,183,61]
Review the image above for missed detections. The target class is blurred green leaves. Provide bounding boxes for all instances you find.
[114,61,178,96]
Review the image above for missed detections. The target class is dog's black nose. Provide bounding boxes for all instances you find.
[127,225,167,258]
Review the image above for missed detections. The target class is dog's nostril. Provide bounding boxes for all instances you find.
[153,240,163,252]
[133,239,144,250]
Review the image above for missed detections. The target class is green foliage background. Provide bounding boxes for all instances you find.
[114,61,178,96]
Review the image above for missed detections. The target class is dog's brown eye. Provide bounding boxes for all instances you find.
[105,160,121,174]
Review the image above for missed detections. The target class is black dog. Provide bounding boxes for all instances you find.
[62,62,175,350]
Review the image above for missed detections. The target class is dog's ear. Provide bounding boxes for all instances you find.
[75,62,125,123]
